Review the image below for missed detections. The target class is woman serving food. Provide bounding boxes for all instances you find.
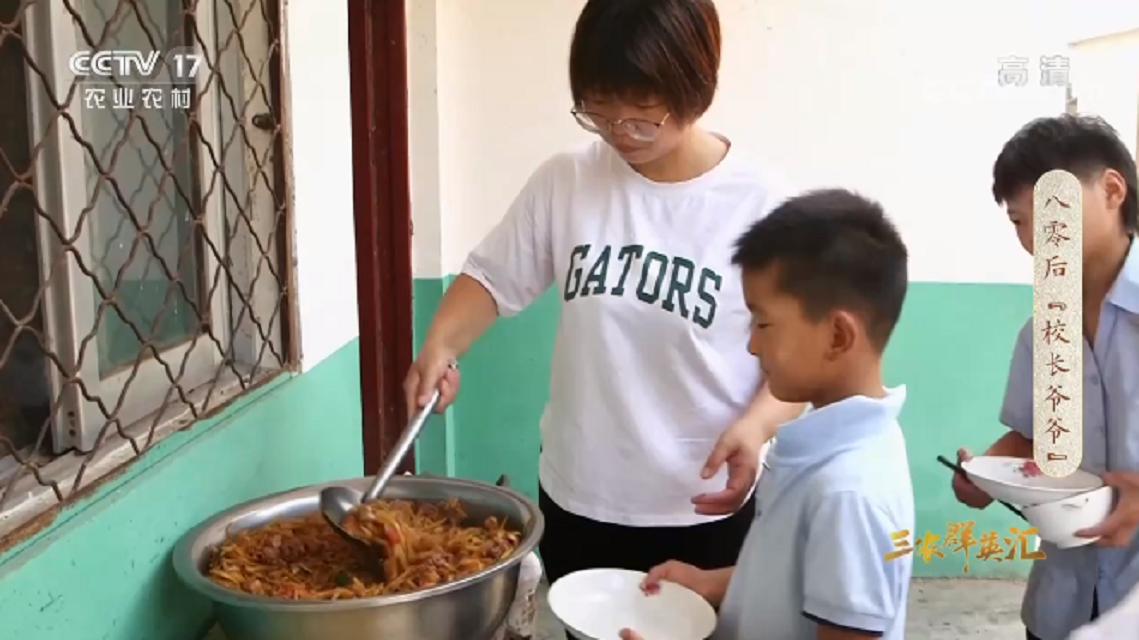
[404,0,803,604]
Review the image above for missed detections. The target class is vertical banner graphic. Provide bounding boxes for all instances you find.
[1032,170,1083,478]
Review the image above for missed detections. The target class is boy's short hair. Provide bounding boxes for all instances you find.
[992,114,1138,233]
[732,189,909,351]
[569,0,721,121]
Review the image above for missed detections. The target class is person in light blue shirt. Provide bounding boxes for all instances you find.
[952,114,1139,640]
[621,189,915,640]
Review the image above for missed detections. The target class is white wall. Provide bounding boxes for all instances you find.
[408,0,445,279]
[408,0,1139,285]
[1071,30,1139,158]
[285,0,360,370]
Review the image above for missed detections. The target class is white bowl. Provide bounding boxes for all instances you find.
[1022,486,1115,549]
[962,456,1104,506]
[548,568,717,640]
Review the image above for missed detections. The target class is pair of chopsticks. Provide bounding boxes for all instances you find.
[937,455,1027,521]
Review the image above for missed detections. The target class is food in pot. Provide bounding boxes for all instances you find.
[206,498,522,600]
[1017,460,1043,478]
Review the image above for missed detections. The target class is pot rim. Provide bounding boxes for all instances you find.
[172,474,544,612]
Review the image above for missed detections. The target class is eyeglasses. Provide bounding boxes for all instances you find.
[571,108,671,143]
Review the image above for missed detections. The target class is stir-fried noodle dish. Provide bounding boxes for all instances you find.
[207,498,522,600]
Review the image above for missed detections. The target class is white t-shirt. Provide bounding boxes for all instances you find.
[462,138,788,526]
[714,387,914,640]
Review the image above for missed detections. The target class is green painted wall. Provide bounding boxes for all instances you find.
[0,340,364,640]
[413,277,1035,579]
[413,278,457,478]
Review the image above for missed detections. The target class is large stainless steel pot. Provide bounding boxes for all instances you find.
[173,475,544,640]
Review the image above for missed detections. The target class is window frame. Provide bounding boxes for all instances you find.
[0,0,289,539]
[27,0,229,454]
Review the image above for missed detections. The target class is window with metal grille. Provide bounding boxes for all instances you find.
[0,0,292,542]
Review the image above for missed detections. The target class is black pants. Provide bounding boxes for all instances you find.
[539,484,757,638]
[1025,590,1098,640]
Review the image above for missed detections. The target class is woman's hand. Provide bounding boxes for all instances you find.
[691,418,765,515]
[693,383,803,515]
[402,274,500,416]
[403,342,461,415]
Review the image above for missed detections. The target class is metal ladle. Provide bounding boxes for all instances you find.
[320,388,441,572]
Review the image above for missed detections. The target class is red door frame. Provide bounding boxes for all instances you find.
[347,0,415,475]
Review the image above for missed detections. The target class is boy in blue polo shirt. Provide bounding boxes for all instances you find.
[621,189,915,640]
[952,114,1139,640]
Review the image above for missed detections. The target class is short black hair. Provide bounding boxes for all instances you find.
[992,114,1137,233]
[732,189,909,351]
[569,0,721,121]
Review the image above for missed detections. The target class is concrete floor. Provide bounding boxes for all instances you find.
[206,577,1028,639]
[903,578,1025,639]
